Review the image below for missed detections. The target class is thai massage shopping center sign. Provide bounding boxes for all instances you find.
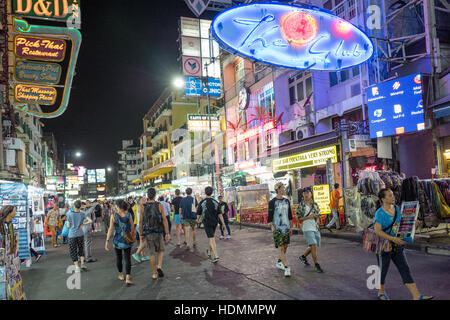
[12,0,80,21]
[14,35,65,105]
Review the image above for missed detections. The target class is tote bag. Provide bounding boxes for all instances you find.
[363,208,398,254]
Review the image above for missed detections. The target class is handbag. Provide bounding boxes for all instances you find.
[363,207,398,254]
[57,218,64,231]
[116,213,135,245]
[61,221,69,238]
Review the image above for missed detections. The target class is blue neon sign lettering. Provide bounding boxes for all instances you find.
[212,3,374,71]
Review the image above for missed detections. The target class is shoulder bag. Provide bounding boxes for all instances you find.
[116,213,135,245]
[363,207,398,254]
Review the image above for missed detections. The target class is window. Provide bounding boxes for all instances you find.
[296,82,304,101]
[352,66,360,77]
[289,86,296,105]
[329,72,338,87]
[324,0,332,10]
[235,59,245,82]
[340,70,349,82]
[305,77,312,97]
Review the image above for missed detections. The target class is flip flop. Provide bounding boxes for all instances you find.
[126,281,134,286]
[152,273,158,280]
[419,295,434,300]
[378,293,390,300]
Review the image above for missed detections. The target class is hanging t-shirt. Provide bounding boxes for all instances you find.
[268,197,292,234]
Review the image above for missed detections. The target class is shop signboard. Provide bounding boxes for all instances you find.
[273,145,338,172]
[14,35,66,62]
[211,3,374,71]
[183,56,202,77]
[367,73,424,139]
[14,84,57,105]
[184,76,222,98]
[313,185,331,214]
[12,0,80,22]
[87,169,96,184]
[95,169,106,183]
[15,61,62,84]
[187,114,221,132]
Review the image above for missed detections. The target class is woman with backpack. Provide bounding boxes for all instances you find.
[373,188,433,300]
[105,199,135,286]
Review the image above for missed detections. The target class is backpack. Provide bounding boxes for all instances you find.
[94,204,102,218]
[142,202,164,234]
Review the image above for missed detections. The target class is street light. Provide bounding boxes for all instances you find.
[107,167,112,172]
[173,77,185,89]
[75,152,82,158]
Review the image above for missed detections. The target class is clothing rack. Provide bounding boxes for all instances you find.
[418,178,450,236]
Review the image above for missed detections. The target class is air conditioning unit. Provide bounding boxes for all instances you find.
[295,125,314,140]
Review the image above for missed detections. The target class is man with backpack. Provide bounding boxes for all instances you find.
[179,188,198,250]
[197,186,225,263]
[138,188,170,280]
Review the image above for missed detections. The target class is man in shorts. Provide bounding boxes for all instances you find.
[139,188,170,280]
[268,182,293,277]
[197,186,225,263]
[171,189,186,247]
[179,188,198,250]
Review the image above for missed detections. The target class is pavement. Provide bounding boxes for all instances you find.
[20,224,450,300]
[232,221,450,256]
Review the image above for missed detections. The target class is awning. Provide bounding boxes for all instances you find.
[142,158,176,182]
[143,167,173,181]
[131,178,141,184]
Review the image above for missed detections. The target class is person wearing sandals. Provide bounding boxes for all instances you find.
[105,199,135,286]
[374,188,433,300]
[138,188,170,280]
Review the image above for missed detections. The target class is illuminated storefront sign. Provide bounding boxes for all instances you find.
[211,3,373,71]
[15,84,57,105]
[15,60,61,84]
[12,0,80,21]
[87,169,96,183]
[96,169,106,183]
[273,145,338,172]
[235,160,257,171]
[187,114,221,132]
[184,76,222,98]
[313,185,331,214]
[15,36,66,62]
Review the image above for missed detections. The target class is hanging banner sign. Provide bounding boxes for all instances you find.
[14,35,66,62]
[12,0,80,21]
[313,185,331,214]
[15,84,57,105]
[15,60,61,84]
[211,3,374,71]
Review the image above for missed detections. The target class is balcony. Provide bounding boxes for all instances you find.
[151,125,168,144]
[154,104,172,123]
[151,143,169,159]
[146,126,155,133]
[224,67,273,102]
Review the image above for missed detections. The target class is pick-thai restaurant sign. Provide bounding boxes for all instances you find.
[15,60,61,84]
[15,36,66,62]
[15,84,57,105]
[12,0,80,21]
[211,3,374,71]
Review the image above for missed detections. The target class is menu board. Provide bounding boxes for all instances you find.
[312,185,331,214]
[396,201,420,243]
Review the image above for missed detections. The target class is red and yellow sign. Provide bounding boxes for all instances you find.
[15,84,57,105]
[15,35,66,62]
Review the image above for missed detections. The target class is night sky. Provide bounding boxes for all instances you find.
[43,0,213,170]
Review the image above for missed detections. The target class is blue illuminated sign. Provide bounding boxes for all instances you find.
[211,3,374,71]
[184,76,222,98]
[367,73,424,139]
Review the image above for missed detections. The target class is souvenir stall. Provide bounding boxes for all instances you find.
[401,177,450,238]
[0,183,28,300]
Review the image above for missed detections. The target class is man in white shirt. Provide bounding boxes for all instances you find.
[159,196,172,237]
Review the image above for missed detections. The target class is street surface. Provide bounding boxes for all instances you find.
[21,225,450,300]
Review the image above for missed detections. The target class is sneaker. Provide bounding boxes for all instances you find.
[212,257,219,263]
[141,256,150,261]
[206,249,211,259]
[35,254,42,263]
[219,235,224,240]
[75,266,81,273]
[315,264,324,273]
[227,235,231,240]
[132,253,141,263]
[299,255,310,266]
[157,268,164,277]
[284,267,291,277]
[80,263,88,271]
[276,261,285,271]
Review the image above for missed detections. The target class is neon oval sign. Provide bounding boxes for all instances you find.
[211,3,374,71]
